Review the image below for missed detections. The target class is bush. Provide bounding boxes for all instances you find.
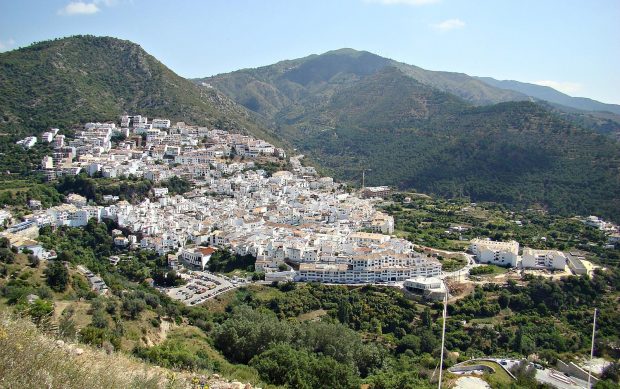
[470,266,495,275]
[122,297,146,320]
[134,340,213,370]
[0,248,15,264]
[27,255,40,268]
[249,344,360,389]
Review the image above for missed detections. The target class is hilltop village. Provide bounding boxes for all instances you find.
[7,116,443,292]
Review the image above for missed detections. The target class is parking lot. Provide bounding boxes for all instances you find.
[162,270,249,305]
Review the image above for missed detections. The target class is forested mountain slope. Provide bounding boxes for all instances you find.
[0,35,272,142]
[203,51,620,220]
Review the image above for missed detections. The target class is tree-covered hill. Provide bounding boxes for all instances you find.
[202,52,620,221]
[0,35,272,142]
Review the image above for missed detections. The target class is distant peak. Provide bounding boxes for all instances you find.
[326,48,363,54]
[321,48,379,58]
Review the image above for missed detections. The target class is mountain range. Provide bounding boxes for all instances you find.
[475,76,620,115]
[1,37,618,220]
[475,76,620,139]
[198,48,620,220]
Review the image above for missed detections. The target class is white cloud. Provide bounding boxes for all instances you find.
[94,0,119,6]
[432,18,466,32]
[365,0,441,6]
[532,80,583,95]
[58,2,100,16]
[57,0,123,16]
[0,38,16,52]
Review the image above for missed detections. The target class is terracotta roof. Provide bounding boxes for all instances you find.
[197,247,217,256]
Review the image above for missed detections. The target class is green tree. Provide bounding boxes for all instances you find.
[45,261,69,292]
[122,297,146,320]
[422,307,432,329]
[337,299,352,324]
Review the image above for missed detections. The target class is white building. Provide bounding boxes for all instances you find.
[46,204,90,227]
[347,232,391,246]
[521,248,567,270]
[17,137,37,148]
[584,216,607,230]
[153,187,169,197]
[368,212,395,234]
[181,246,217,270]
[114,236,129,247]
[41,156,54,169]
[404,277,446,300]
[152,119,171,129]
[470,238,519,267]
[41,132,54,143]
[296,253,441,284]
[54,135,65,148]
[362,186,391,199]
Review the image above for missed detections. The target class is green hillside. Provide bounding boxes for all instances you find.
[203,52,620,221]
[0,35,274,174]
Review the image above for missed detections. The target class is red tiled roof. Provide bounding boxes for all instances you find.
[197,247,217,256]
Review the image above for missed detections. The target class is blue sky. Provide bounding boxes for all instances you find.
[1,0,619,104]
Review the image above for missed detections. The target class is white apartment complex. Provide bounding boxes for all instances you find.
[521,248,567,270]
[470,238,519,267]
[297,253,441,283]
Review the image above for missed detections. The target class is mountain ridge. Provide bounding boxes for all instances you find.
[201,48,620,220]
[201,48,620,138]
[475,76,620,115]
[475,76,620,139]
[0,35,274,143]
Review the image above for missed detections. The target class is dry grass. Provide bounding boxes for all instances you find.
[0,313,188,389]
[297,309,327,322]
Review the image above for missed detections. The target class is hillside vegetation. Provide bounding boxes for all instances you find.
[0,35,274,175]
[203,52,620,221]
[0,313,186,389]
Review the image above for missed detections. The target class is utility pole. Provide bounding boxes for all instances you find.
[588,308,597,388]
[362,168,371,189]
[438,285,448,389]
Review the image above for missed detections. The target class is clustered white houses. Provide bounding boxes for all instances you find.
[39,118,286,182]
[6,114,444,285]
